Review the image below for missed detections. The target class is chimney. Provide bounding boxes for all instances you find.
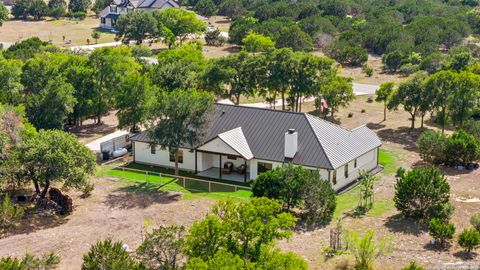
[284,129,298,159]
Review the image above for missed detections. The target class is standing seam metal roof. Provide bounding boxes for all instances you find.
[131,104,381,170]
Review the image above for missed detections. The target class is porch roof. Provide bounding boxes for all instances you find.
[217,127,253,160]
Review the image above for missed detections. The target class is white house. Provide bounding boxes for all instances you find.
[130,103,382,191]
[99,0,180,30]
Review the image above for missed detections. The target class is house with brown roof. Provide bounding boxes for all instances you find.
[131,103,382,191]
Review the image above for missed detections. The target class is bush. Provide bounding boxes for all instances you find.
[362,64,373,77]
[348,112,353,118]
[136,226,186,270]
[326,40,368,66]
[81,182,94,198]
[346,230,392,270]
[470,212,480,231]
[458,228,480,253]
[361,109,366,113]
[445,130,480,166]
[394,167,452,221]
[428,218,455,247]
[396,167,406,178]
[67,11,87,20]
[82,239,142,270]
[131,44,152,58]
[204,29,227,46]
[383,50,404,72]
[401,261,425,270]
[252,163,336,226]
[0,252,60,269]
[399,63,420,76]
[417,130,448,164]
[0,194,24,229]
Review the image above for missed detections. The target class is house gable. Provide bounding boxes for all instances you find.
[198,137,243,157]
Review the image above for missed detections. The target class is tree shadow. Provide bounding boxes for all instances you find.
[366,122,386,130]
[453,251,478,260]
[66,121,116,142]
[384,214,426,236]
[222,46,241,53]
[103,182,181,209]
[375,126,423,152]
[423,241,451,252]
[1,207,70,238]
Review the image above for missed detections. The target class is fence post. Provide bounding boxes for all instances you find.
[159,173,162,186]
[122,167,125,179]
[183,177,186,188]
[208,182,211,192]
[235,186,237,192]
[146,171,149,183]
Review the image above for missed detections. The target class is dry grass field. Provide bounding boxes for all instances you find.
[0,16,116,46]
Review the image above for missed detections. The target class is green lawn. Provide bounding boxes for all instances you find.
[101,165,252,201]
[378,148,400,175]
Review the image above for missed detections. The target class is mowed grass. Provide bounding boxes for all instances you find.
[334,148,397,218]
[101,165,252,201]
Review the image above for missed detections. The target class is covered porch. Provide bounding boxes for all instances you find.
[194,127,254,183]
[197,167,251,182]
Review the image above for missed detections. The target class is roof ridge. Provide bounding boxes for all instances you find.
[303,114,334,169]
[216,103,307,116]
[305,113,353,133]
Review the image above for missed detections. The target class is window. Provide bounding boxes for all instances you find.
[344,164,349,178]
[150,145,156,154]
[258,162,272,174]
[332,170,337,185]
[101,18,106,24]
[111,19,117,26]
[169,150,184,164]
[354,159,357,168]
[226,155,237,160]
[110,5,117,13]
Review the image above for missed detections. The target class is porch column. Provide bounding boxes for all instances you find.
[195,150,198,174]
[244,159,247,182]
[219,154,222,179]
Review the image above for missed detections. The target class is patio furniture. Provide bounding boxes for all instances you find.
[222,162,233,174]
[236,164,246,175]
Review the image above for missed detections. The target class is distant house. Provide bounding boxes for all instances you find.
[99,0,180,30]
[131,103,382,191]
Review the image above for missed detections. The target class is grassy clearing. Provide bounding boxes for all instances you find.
[100,164,252,201]
[379,148,399,175]
[334,186,394,219]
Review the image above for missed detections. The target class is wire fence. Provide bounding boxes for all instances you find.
[107,166,252,194]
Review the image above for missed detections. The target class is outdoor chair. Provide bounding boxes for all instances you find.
[222,162,233,174]
[236,164,246,175]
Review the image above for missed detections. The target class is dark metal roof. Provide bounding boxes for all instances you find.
[131,104,381,169]
[104,13,120,19]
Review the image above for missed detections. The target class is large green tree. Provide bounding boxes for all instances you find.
[89,46,141,123]
[153,8,206,48]
[449,71,480,127]
[0,59,23,105]
[115,11,158,44]
[185,198,296,262]
[0,3,8,26]
[424,70,456,133]
[68,0,91,13]
[147,89,214,175]
[115,73,154,132]
[388,73,426,129]
[16,129,96,199]
[322,76,355,121]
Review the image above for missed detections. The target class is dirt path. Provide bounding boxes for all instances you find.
[0,179,213,269]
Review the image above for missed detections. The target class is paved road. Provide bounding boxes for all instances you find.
[242,83,379,108]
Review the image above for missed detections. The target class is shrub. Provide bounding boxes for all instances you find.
[396,167,406,178]
[81,182,95,198]
[458,228,480,253]
[361,109,366,113]
[136,226,186,270]
[470,212,480,231]
[82,239,142,270]
[204,29,227,46]
[326,40,368,66]
[252,163,336,226]
[67,11,87,20]
[401,261,425,270]
[445,130,480,166]
[394,167,452,221]
[0,252,60,269]
[0,194,24,229]
[346,230,392,270]
[428,218,455,247]
[417,130,448,164]
[348,112,353,118]
[383,50,404,72]
[399,63,420,76]
[362,64,373,77]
